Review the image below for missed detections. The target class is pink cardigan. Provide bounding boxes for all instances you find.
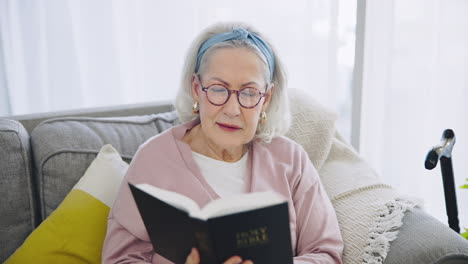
[102,120,343,264]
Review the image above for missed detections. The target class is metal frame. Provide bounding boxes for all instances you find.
[351,0,366,151]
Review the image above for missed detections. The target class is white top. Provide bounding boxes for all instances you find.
[191,151,248,198]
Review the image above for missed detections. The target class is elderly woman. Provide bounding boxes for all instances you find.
[102,22,343,264]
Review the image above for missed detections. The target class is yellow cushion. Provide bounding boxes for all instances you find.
[6,144,128,264]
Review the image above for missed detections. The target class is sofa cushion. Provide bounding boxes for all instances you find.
[30,111,178,220]
[5,144,128,264]
[0,119,38,262]
[384,207,468,264]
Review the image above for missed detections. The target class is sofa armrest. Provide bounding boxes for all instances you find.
[384,207,468,264]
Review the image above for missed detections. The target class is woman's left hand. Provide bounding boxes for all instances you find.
[185,247,253,264]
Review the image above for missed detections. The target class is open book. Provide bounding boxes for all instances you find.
[129,183,293,264]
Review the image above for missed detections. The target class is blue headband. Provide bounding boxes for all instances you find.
[194,28,275,81]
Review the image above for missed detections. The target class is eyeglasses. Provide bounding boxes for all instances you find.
[198,77,267,109]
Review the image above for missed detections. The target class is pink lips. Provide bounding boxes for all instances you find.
[217,122,241,132]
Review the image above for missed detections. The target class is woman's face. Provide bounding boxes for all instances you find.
[191,48,272,150]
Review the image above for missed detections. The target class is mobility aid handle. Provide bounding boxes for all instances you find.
[425,129,455,169]
[424,129,460,233]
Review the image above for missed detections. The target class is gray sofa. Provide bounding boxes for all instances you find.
[1,101,468,263]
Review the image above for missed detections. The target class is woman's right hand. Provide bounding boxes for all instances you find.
[185,248,253,264]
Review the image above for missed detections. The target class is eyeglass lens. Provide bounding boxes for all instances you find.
[206,85,262,108]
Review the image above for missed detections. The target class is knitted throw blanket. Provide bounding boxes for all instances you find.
[285,89,421,264]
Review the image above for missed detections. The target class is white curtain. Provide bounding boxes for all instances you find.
[360,0,468,227]
[0,44,9,115]
[0,0,356,142]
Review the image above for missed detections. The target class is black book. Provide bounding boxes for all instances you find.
[128,183,293,264]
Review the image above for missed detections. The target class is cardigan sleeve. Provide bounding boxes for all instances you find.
[101,140,160,263]
[292,148,344,264]
[101,126,197,264]
[101,142,156,264]
[102,217,154,264]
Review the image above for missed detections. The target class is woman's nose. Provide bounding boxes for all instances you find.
[223,92,241,116]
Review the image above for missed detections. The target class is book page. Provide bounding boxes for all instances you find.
[192,191,286,220]
[135,184,200,215]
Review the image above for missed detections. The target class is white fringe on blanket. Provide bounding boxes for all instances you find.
[362,198,419,264]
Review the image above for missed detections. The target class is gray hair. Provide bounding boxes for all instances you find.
[175,22,291,143]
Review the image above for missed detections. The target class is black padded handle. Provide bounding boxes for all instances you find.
[424,129,455,170]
